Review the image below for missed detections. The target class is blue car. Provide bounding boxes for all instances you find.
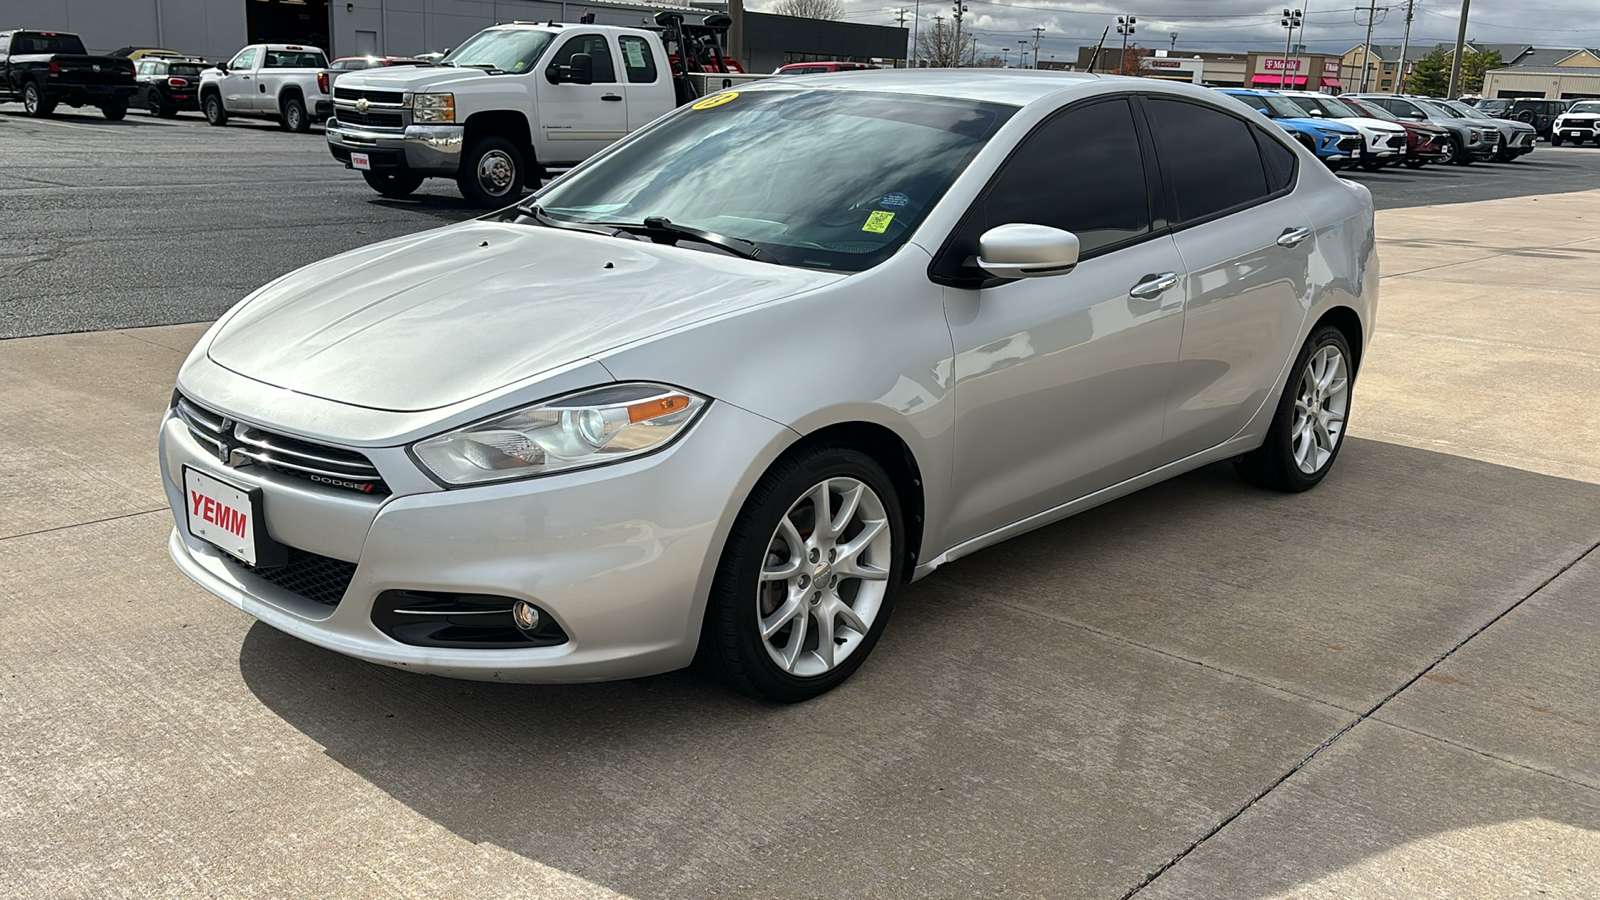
[1218,89,1364,171]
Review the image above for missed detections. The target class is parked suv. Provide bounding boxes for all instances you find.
[136,56,207,117]
[1342,96,1450,167]
[1347,94,1499,165]
[1552,101,1600,145]
[1478,98,1568,139]
[1275,90,1409,170]
[1218,89,1364,170]
[1436,98,1537,162]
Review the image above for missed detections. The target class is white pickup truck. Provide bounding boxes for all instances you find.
[200,44,333,133]
[326,23,686,206]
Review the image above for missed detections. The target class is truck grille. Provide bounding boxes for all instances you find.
[244,545,357,607]
[334,109,404,128]
[174,395,390,495]
[334,87,405,105]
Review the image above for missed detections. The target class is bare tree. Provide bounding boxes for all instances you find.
[972,54,1005,68]
[1115,44,1146,77]
[770,0,844,20]
[915,17,976,67]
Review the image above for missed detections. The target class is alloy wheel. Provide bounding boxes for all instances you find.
[756,477,892,678]
[24,83,38,114]
[477,150,516,197]
[1292,345,1349,474]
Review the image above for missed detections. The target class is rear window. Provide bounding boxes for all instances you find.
[170,64,202,77]
[12,31,87,55]
[264,50,327,68]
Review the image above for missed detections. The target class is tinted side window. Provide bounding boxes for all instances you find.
[551,34,616,83]
[1257,127,1296,193]
[974,98,1151,256]
[1145,98,1269,223]
[617,35,656,83]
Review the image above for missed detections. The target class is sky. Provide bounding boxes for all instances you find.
[762,0,1600,65]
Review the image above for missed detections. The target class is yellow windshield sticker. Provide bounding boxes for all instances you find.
[691,92,738,110]
[862,211,895,233]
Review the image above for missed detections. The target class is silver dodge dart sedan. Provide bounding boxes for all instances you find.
[163,70,1376,702]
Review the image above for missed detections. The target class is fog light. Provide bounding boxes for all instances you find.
[512,601,541,632]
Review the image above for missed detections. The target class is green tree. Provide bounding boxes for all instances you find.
[1408,47,1450,97]
[1463,48,1505,93]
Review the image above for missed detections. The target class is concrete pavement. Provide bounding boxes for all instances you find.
[1,190,1597,898]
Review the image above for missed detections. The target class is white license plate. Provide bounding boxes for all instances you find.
[184,467,261,565]
[351,152,371,170]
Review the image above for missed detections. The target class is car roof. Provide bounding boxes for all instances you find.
[737,68,1140,107]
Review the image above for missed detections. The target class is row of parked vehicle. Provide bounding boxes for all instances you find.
[1462,96,1600,146]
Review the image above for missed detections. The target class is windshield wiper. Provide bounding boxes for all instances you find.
[597,216,766,261]
[514,203,627,236]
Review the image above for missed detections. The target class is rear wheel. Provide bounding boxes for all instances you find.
[22,81,55,117]
[456,135,525,208]
[697,443,905,703]
[362,170,425,198]
[203,92,228,126]
[1236,325,1354,493]
[100,99,127,120]
[280,95,309,133]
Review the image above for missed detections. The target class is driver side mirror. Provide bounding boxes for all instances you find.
[1308,109,1324,117]
[976,224,1080,279]
[1408,111,1425,120]
[546,52,593,85]
[216,62,229,73]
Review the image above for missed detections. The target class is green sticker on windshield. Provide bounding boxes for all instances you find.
[862,211,895,233]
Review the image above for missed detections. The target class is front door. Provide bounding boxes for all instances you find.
[940,98,1187,546]
[535,32,629,165]
[220,47,258,111]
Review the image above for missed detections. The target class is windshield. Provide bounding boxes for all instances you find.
[1256,94,1316,119]
[441,28,555,74]
[532,89,1016,272]
[1443,100,1492,120]
[1285,94,1365,119]
[1345,97,1399,121]
[1477,99,1510,115]
[1570,102,1600,115]
[13,32,87,55]
[1417,99,1462,118]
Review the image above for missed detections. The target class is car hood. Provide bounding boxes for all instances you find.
[334,66,493,93]
[1337,116,1406,134]
[206,221,844,412]
[1286,117,1358,133]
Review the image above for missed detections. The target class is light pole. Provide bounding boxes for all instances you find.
[1018,39,1029,68]
[1279,8,1301,89]
[1117,15,1135,73]
[1002,47,1010,67]
[951,1,968,68]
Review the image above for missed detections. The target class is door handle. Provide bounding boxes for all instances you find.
[601,93,622,102]
[1277,226,1312,248]
[1129,272,1179,299]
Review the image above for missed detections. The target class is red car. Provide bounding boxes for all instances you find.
[775,61,878,75]
[1344,96,1451,168]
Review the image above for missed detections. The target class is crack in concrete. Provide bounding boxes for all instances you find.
[1365,717,1600,795]
[0,508,166,545]
[1118,536,1600,899]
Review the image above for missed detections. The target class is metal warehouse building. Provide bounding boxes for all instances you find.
[2,0,905,72]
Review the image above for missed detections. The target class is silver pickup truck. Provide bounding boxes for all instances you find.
[199,44,333,132]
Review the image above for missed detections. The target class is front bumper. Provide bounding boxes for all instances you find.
[1554,123,1597,141]
[326,121,464,175]
[161,399,794,682]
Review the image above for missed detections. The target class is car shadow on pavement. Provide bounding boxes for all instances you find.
[238,437,1600,899]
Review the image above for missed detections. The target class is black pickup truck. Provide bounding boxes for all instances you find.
[0,30,137,119]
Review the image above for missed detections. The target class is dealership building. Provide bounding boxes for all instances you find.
[1,0,906,72]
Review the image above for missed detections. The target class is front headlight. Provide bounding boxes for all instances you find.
[412,92,455,123]
[412,383,707,486]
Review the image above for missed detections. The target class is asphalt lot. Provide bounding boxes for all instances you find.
[4,106,1600,338]
[3,103,1600,898]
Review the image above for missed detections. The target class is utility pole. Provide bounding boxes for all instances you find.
[1396,0,1415,92]
[951,0,967,68]
[1359,0,1378,91]
[1087,25,1110,73]
[910,0,922,67]
[1447,0,1471,98]
[1031,25,1045,67]
[1280,8,1301,90]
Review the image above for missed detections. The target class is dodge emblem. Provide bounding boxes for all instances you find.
[92,64,101,73]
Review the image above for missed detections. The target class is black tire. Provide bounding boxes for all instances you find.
[1403,157,1428,168]
[1551,134,1564,147]
[697,442,906,703]
[146,90,166,117]
[100,100,127,121]
[1360,155,1386,171]
[22,80,55,117]
[362,169,425,198]
[203,92,228,126]
[1440,135,1460,164]
[455,135,526,208]
[1236,324,1355,493]
[280,95,309,133]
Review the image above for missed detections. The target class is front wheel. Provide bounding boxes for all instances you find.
[456,136,525,208]
[280,95,309,133]
[1404,157,1428,168]
[362,170,425,198]
[698,443,905,703]
[1360,155,1386,171]
[1235,325,1354,493]
[100,100,127,121]
[203,93,228,126]
[22,81,55,117]
[1440,135,1460,164]
[146,91,166,117]
[1551,134,1564,147]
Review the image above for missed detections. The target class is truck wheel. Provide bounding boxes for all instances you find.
[456,136,525,208]
[280,95,310,133]
[203,93,228,126]
[101,100,128,121]
[1551,134,1564,147]
[23,81,56,117]
[362,170,425,198]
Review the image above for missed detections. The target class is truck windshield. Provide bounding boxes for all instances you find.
[441,29,555,74]
[1570,102,1600,115]
[14,32,88,55]
[531,89,1016,272]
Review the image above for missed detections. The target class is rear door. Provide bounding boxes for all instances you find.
[1140,96,1316,461]
[534,32,628,164]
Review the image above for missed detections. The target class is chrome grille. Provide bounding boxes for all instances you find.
[334,86,405,105]
[174,395,389,495]
[334,109,404,129]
